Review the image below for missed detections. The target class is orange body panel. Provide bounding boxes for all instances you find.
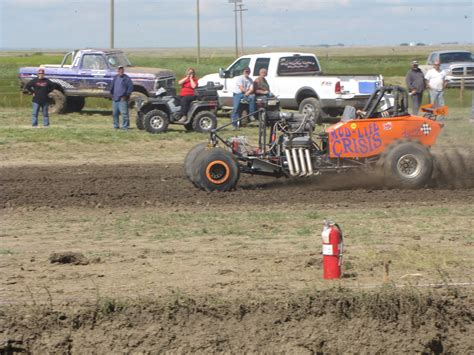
[325,115,442,159]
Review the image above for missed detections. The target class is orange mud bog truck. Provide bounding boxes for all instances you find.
[185,86,446,191]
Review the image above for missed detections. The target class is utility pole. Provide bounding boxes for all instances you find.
[110,0,114,49]
[237,4,247,55]
[196,0,201,64]
[228,0,241,57]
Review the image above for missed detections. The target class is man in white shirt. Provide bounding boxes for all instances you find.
[231,67,256,129]
[424,60,447,108]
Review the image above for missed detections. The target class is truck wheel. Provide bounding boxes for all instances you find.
[192,148,240,192]
[184,143,207,184]
[48,90,67,114]
[136,112,145,130]
[299,97,322,125]
[382,141,433,189]
[66,97,85,112]
[129,91,147,109]
[144,109,169,133]
[192,111,217,133]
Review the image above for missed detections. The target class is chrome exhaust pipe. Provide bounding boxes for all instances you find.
[298,149,307,176]
[292,148,300,175]
[285,149,297,176]
[305,149,313,176]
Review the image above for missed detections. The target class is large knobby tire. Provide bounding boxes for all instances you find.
[48,90,67,114]
[192,148,240,192]
[192,111,217,133]
[129,91,148,109]
[144,109,169,134]
[136,112,145,130]
[299,97,322,125]
[66,97,85,112]
[184,143,207,184]
[382,141,433,189]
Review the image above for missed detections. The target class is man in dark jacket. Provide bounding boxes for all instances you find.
[405,60,425,115]
[110,65,134,130]
[24,68,57,127]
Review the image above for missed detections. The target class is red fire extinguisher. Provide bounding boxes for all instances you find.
[321,219,344,279]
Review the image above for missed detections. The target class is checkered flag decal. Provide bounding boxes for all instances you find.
[421,123,431,135]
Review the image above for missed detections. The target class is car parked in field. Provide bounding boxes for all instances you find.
[199,52,383,123]
[420,50,474,88]
[18,49,176,113]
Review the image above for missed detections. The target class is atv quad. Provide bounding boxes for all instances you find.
[136,82,223,134]
[185,86,446,191]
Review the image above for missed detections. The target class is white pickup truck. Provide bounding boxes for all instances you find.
[199,52,383,122]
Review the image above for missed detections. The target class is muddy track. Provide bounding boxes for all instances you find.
[1,157,473,209]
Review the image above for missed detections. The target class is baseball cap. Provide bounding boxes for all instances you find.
[118,65,124,69]
[411,60,419,65]
[243,67,251,73]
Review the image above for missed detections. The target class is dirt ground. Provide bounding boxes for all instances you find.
[1,156,473,353]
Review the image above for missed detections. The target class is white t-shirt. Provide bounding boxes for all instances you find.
[425,68,446,91]
[233,75,253,94]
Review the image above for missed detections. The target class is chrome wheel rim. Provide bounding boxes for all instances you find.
[397,154,421,178]
[150,116,164,130]
[199,116,213,130]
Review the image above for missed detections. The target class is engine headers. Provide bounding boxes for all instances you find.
[284,137,313,177]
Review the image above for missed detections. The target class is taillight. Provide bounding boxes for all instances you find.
[335,81,341,94]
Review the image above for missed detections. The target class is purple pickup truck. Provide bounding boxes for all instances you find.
[19,49,176,113]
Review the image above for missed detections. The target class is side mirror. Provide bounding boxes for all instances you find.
[218,68,226,79]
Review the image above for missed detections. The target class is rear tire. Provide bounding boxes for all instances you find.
[382,141,433,188]
[136,112,145,130]
[184,143,207,184]
[299,97,322,125]
[192,111,217,133]
[184,122,194,131]
[48,90,67,114]
[144,109,169,133]
[66,97,85,112]
[192,148,240,192]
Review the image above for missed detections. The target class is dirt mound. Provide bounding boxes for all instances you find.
[1,287,472,353]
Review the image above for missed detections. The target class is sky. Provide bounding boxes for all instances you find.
[0,0,472,49]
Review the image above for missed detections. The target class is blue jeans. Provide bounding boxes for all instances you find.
[32,102,49,126]
[113,99,129,129]
[429,90,445,108]
[231,93,256,128]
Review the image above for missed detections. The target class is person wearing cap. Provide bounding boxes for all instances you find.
[110,65,134,130]
[23,69,58,127]
[405,60,425,115]
[425,60,447,109]
[231,67,256,129]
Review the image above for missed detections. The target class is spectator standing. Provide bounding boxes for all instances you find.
[405,60,425,115]
[231,67,256,129]
[253,68,273,97]
[177,68,198,121]
[110,65,133,130]
[425,60,447,108]
[24,68,57,127]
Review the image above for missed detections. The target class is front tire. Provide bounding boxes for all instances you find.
[192,111,217,133]
[382,141,433,188]
[192,148,240,192]
[298,97,322,125]
[48,90,67,114]
[144,109,169,133]
[184,143,207,184]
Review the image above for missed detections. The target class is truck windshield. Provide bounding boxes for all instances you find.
[439,52,474,63]
[106,53,132,68]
